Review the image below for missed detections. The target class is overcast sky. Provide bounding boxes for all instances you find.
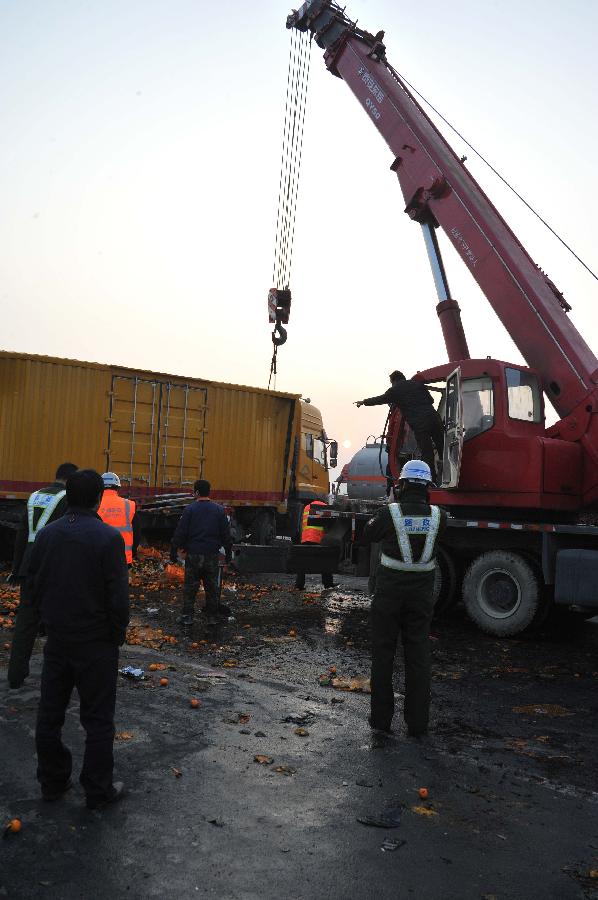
[1,0,597,471]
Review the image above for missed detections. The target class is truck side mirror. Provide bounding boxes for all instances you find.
[329,440,338,468]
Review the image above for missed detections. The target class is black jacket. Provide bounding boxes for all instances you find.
[12,482,69,579]
[362,379,437,429]
[363,487,446,567]
[171,499,233,557]
[27,507,130,645]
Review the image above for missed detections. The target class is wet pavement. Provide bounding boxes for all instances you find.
[1,561,598,899]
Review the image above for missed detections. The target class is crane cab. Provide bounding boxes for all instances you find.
[388,359,582,513]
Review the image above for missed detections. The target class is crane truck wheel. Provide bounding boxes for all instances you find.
[432,547,458,617]
[250,510,276,546]
[462,551,539,636]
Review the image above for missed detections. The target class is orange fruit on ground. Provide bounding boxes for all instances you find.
[329,665,337,675]
[7,818,22,833]
[190,698,201,708]
[190,642,199,649]
[418,787,429,799]
[159,677,169,686]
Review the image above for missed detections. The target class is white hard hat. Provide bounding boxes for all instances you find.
[399,459,432,484]
[101,472,121,488]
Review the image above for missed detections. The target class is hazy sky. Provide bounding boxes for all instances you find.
[1,0,597,471]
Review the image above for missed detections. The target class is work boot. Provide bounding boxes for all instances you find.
[204,604,231,618]
[368,715,394,735]
[86,781,126,810]
[42,778,73,802]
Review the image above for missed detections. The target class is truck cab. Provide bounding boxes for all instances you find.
[296,401,337,502]
[388,360,582,513]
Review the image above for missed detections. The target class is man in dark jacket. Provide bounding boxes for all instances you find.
[363,460,446,738]
[355,371,444,480]
[27,469,130,808]
[170,479,233,626]
[8,461,78,688]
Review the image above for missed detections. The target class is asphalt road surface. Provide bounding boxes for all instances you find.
[1,563,597,900]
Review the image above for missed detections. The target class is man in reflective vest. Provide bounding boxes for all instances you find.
[363,460,446,738]
[98,473,139,566]
[8,462,78,688]
[294,500,334,590]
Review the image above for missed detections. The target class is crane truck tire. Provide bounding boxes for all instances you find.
[250,510,276,546]
[432,547,458,617]
[462,551,539,636]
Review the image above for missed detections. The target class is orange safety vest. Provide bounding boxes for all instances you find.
[98,491,136,564]
[300,500,327,544]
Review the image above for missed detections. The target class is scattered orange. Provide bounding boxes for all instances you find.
[190,698,201,708]
[418,787,429,799]
[329,665,337,675]
[288,629,297,638]
[159,677,169,686]
[7,818,22,833]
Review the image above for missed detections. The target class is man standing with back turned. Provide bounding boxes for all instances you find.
[355,370,444,480]
[28,469,130,808]
[171,479,233,626]
[363,460,445,738]
[8,461,78,689]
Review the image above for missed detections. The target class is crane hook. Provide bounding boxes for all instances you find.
[272,322,287,346]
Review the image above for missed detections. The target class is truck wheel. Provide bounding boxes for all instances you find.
[250,510,276,546]
[433,548,457,617]
[462,551,539,636]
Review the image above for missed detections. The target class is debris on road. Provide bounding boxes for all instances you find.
[418,787,429,799]
[411,805,437,817]
[275,765,296,776]
[119,666,146,680]
[254,755,274,765]
[512,704,574,717]
[114,731,134,741]
[293,727,309,737]
[381,838,406,852]
[357,808,402,828]
[171,767,183,778]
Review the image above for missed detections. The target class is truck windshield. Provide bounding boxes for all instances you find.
[462,377,494,441]
[506,368,542,422]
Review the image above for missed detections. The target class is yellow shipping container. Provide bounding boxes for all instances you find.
[0,351,336,542]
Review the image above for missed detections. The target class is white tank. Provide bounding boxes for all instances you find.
[344,436,388,500]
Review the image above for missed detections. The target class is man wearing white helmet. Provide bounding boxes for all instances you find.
[98,473,139,566]
[363,459,446,739]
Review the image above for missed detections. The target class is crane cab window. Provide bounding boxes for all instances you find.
[506,368,542,422]
[462,377,494,441]
[305,433,314,459]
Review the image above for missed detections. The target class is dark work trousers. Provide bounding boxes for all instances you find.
[7,585,41,687]
[370,564,435,734]
[411,410,445,479]
[183,553,220,616]
[295,572,333,589]
[36,638,119,801]
[294,539,334,590]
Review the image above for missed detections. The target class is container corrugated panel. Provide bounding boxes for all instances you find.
[0,354,109,494]
[0,351,301,507]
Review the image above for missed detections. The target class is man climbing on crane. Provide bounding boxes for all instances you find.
[355,371,444,481]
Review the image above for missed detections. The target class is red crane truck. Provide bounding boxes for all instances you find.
[242,0,598,636]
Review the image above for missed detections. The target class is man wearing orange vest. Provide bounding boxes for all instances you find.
[294,500,334,590]
[98,473,139,566]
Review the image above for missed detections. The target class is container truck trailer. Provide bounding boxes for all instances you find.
[0,351,337,552]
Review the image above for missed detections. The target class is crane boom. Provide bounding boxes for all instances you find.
[287,1,598,423]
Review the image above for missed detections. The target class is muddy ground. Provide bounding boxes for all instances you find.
[1,559,597,899]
